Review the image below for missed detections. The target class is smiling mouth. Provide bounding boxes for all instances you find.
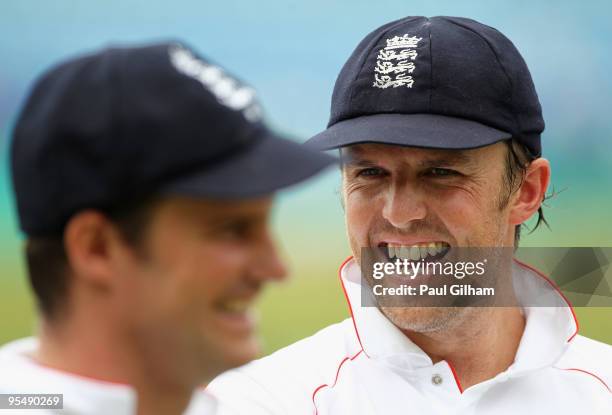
[378,242,451,262]
[214,298,258,333]
[217,299,253,314]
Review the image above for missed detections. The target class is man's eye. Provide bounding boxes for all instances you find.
[427,167,459,177]
[356,167,385,177]
[218,222,251,240]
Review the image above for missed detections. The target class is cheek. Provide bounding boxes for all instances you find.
[120,235,246,331]
[434,190,477,223]
[154,241,246,312]
[430,185,505,244]
[345,192,378,248]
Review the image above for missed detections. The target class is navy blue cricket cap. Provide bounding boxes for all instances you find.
[11,41,335,236]
[307,16,544,156]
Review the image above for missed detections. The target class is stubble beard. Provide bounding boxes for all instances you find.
[353,214,510,336]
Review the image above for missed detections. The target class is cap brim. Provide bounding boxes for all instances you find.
[162,131,335,199]
[306,113,512,150]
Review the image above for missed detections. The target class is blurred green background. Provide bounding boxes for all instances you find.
[1,0,611,354]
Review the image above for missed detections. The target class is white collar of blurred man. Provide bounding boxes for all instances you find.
[0,338,218,415]
[13,195,287,415]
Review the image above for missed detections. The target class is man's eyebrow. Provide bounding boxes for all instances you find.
[340,155,378,167]
[197,211,266,235]
[340,148,474,167]
[207,209,267,224]
[339,148,380,166]
[418,151,472,167]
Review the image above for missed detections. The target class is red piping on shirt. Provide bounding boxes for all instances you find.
[446,361,464,394]
[311,349,364,415]
[310,257,367,415]
[337,256,369,358]
[555,367,612,393]
[512,258,579,342]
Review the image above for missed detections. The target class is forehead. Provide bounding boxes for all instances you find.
[341,143,502,166]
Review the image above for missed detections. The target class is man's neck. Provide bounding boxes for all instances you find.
[35,318,194,415]
[403,307,525,390]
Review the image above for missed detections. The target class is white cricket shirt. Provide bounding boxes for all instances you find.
[0,337,218,414]
[208,257,612,414]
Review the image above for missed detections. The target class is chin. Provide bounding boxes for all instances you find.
[194,332,261,383]
[217,336,261,370]
[380,306,462,333]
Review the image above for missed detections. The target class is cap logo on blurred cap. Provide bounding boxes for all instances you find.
[373,34,422,89]
[169,44,262,121]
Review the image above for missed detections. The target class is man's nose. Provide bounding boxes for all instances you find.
[250,232,288,282]
[381,182,427,229]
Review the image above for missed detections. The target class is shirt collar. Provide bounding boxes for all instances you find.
[339,257,578,374]
[0,337,217,415]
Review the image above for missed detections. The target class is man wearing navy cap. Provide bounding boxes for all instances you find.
[209,16,612,414]
[0,42,333,414]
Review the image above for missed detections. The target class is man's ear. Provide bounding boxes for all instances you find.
[508,158,551,226]
[63,210,125,288]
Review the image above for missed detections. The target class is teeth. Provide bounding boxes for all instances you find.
[220,300,251,313]
[385,243,449,261]
[409,247,420,260]
[419,246,427,259]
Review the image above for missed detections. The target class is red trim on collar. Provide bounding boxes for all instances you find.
[446,361,464,394]
[337,256,369,358]
[512,258,580,342]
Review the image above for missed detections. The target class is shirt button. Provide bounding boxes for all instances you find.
[431,374,443,385]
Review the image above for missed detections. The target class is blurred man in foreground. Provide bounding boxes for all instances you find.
[208,16,612,414]
[0,42,333,414]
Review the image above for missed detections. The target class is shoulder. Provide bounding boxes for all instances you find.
[254,317,359,369]
[558,335,612,370]
[555,334,612,391]
[207,319,362,414]
[0,338,40,390]
[0,337,38,360]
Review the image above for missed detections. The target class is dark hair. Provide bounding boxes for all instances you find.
[24,196,161,319]
[500,139,550,246]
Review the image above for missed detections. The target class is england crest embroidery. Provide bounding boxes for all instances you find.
[373,34,422,89]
